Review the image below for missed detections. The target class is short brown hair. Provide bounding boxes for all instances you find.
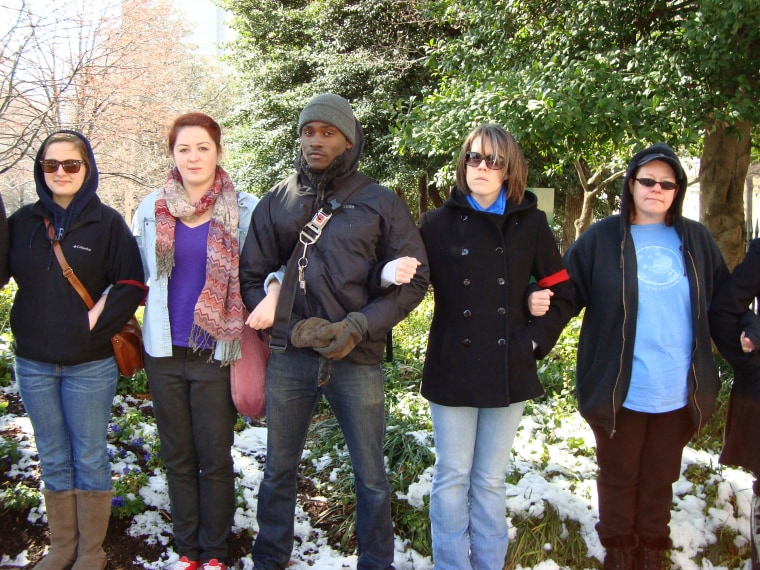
[168,113,222,154]
[455,124,527,203]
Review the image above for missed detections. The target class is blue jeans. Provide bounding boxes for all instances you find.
[145,347,237,563]
[429,401,526,570]
[15,355,118,491]
[252,350,393,570]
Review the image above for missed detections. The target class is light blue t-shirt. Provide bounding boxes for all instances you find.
[624,223,691,413]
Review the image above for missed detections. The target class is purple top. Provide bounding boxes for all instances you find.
[168,221,212,349]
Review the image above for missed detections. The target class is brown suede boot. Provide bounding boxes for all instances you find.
[70,489,113,570]
[35,489,78,570]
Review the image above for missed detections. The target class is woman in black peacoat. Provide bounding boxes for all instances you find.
[418,124,574,570]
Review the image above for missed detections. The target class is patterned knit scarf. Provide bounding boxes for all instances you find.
[155,166,243,363]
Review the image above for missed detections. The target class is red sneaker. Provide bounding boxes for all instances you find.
[169,556,200,570]
[202,560,227,570]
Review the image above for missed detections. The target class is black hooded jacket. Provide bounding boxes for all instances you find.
[8,131,145,365]
[239,120,429,365]
[564,143,729,436]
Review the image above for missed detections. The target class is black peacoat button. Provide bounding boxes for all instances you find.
[461,248,469,255]
[497,278,505,285]
[497,338,506,347]
[463,310,472,317]
[462,339,472,347]
[495,246,504,254]
[463,279,471,286]
[497,307,506,316]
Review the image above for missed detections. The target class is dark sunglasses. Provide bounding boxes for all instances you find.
[39,159,84,174]
[635,177,678,191]
[464,152,504,170]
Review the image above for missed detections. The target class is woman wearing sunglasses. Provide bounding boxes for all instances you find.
[418,124,575,569]
[7,130,145,569]
[560,143,729,569]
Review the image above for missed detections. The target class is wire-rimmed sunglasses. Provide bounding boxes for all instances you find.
[464,152,504,170]
[39,159,84,174]
[634,177,679,191]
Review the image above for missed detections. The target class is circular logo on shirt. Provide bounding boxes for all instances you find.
[636,245,682,288]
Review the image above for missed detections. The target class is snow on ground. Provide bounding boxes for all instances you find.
[0,387,754,569]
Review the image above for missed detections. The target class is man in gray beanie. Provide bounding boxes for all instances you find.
[297,93,357,145]
[240,94,429,570]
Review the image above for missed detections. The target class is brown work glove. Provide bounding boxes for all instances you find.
[291,317,334,348]
[315,312,369,360]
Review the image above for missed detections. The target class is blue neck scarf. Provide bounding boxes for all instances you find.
[467,186,507,214]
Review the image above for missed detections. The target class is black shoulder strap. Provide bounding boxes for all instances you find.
[269,173,375,352]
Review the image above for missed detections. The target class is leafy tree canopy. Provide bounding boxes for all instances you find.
[221,0,451,200]
[397,0,760,191]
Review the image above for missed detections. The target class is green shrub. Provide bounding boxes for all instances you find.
[116,369,150,396]
[536,313,581,410]
[0,280,16,337]
[0,435,21,474]
[0,482,40,513]
[111,469,148,518]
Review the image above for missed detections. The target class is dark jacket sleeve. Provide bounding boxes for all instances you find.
[359,195,429,341]
[525,211,575,358]
[0,194,9,287]
[89,212,146,345]
[709,239,760,373]
[240,192,284,312]
[562,228,595,317]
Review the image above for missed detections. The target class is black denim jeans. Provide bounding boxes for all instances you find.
[591,406,694,545]
[146,347,237,563]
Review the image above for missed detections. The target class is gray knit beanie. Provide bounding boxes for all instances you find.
[298,94,357,144]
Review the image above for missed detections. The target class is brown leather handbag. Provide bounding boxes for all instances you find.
[46,220,144,377]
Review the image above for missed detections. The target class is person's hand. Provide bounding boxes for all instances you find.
[528,288,553,317]
[394,256,422,284]
[740,331,756,353]
[88,294,107,330]
[246,281,281,330]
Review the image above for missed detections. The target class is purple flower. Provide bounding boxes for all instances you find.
[111,496,125,508]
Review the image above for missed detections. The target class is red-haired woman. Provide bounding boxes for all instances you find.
[133,113,262,570]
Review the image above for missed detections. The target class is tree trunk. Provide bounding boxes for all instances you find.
[418,174,428,216]
[428,183,444,209]
[699,120,751,270]
[574,190,598,240]
[563,185,583,251]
